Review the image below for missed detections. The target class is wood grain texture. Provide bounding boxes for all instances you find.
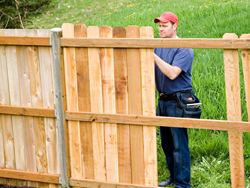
[240,34,250,120]
[223,33,245,188]
[0,169,60,184]
[126,26,144,185]
[87,26,105,181]
[5,29,25,186]
[0,36,50,46]
[0,105,55,117]
[26,30,44,187]
[16,29,36,187]
[100,26,118,182]
[37,29,59,178]
[140,27,157,186]
[65,112,250,132]
[61,37,250,49]
[113,26,131,184]
[74,24,94,180]
[62,23,83,179]
[70,178,159,188]
[0,36,14,185]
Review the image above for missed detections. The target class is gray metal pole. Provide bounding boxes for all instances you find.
[50,28,69,188]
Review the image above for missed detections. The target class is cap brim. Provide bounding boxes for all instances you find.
[154,17,170,23]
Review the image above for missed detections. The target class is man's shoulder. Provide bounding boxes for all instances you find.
[177,48,194,57]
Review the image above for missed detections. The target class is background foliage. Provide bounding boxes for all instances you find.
[0,0,51,28]
[3,0,250,187]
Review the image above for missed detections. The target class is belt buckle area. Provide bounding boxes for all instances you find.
[160,93,165,97]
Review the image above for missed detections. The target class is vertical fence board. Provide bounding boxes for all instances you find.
[241,34,250,120]
[140,27,157,186]
[87,26,106,181]
[126,26,144,185]
[36,30,50,188]
[0,31,12,185]
[38,29,59,188]
[223,33,245,188]
[0,31,5,182]
[5,29,23,186]
[26,29,42,188]
[25,31,38,186]
[62,23,83,180]
[113,26,131,184]
[100,26,118,182]
[0,116,6,185]
[15,29,35,187]
[74,24,94,180]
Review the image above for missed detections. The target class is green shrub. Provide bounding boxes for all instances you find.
[0,0,51,28]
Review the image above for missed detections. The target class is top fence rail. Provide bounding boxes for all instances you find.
[0,36,250,49]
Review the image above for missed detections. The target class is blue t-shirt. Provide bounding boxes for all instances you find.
[154,47,194,94]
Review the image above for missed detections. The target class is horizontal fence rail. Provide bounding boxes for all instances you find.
[0,105,56,118]
[65,111,250,132]
[70,178,159,188]
[61,37,250,49]
[0,169,60,184]
[0,36,51,46]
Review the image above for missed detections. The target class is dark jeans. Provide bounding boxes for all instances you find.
[157,91,201,188]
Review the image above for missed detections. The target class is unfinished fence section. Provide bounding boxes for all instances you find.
[0,25,250,188]
[61,23,157,187]
[62,27,250,188]
[0,29,61,187]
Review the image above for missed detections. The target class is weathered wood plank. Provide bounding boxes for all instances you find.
[65,112,250,132]
[62,23,83,179]
[113,26,131,184]
[87,26,106,181]
[140,27,157,186]
[51,27,69,188]
[100,26,118,182]
[126,26,144,185]
[61,38,250,49]
[223,33,245,188]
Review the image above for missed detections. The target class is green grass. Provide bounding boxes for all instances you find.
[26,0,250,187]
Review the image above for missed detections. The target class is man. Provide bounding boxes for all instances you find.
[154,12,201,188]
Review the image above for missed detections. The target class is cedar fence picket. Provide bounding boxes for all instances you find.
[0,25,249,188]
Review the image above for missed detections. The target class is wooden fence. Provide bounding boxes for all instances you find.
[0,25,249,188]
[0,29,60,188]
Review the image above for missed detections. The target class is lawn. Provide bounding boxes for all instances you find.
[26,0,250,187]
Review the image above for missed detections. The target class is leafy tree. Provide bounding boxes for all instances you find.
[0,0,51,28]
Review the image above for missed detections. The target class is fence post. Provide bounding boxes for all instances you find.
[51,28,69,188]
[223,33,245,188]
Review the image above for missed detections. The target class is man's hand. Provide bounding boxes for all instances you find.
[154,53,182,80]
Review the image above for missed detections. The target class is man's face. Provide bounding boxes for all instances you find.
[158,21,177,38]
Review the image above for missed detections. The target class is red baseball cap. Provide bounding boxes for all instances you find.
[154,12,178,25]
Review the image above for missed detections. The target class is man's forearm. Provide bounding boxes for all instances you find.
[154,54,182,80]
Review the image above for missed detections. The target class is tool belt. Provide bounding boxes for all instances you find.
[159,90,191,101]
[159,90,202,119]
[159,93,177,101]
